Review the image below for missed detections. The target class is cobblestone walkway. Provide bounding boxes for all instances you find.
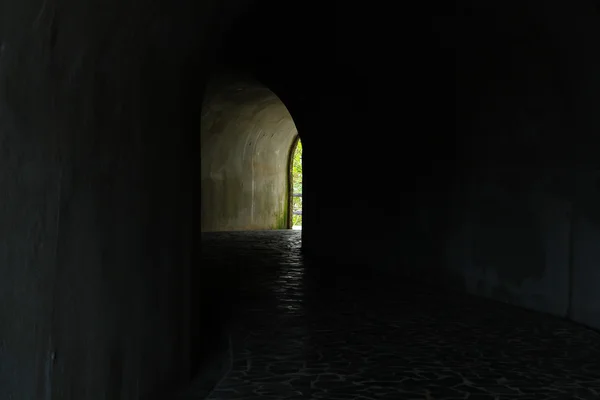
[201,230,600,400]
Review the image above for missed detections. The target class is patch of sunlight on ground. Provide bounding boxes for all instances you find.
[292,226,302,230]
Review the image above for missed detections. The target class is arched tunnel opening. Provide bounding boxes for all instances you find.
[200,75,301,232]
[289,135,303,230]
[2,1,600,399]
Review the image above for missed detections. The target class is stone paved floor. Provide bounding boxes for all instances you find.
[200,230,600,400]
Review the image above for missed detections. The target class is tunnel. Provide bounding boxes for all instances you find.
[201,74,299,232]
[2,0,600,399]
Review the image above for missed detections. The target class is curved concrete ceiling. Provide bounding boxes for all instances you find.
[201,75,298,231]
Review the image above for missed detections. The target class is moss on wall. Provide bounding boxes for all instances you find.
[274,204,289,229]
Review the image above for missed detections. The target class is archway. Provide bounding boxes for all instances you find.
[288,136,303,230]
[200,74,300,232]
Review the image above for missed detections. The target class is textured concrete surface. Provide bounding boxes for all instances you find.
[194,231,600,399]
[201,76,298,232]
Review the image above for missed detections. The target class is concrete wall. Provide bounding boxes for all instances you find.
[255,1,600,331]
[444,171,600,327]
[201,77,298,231]
[0,1,250,398]
[442,3,600,327]
[570,170,600,328]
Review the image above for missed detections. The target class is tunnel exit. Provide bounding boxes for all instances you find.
[289,136,302,230]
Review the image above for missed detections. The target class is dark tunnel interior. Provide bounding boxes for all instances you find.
[1,0,600,399]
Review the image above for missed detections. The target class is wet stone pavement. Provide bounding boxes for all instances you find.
[200,230,600,400]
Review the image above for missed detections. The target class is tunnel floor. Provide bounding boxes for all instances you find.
[196,230,600,400]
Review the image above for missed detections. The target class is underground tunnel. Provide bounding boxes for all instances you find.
[2,0,600,399]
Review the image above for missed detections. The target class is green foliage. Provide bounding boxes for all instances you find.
[291,138,302,227]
